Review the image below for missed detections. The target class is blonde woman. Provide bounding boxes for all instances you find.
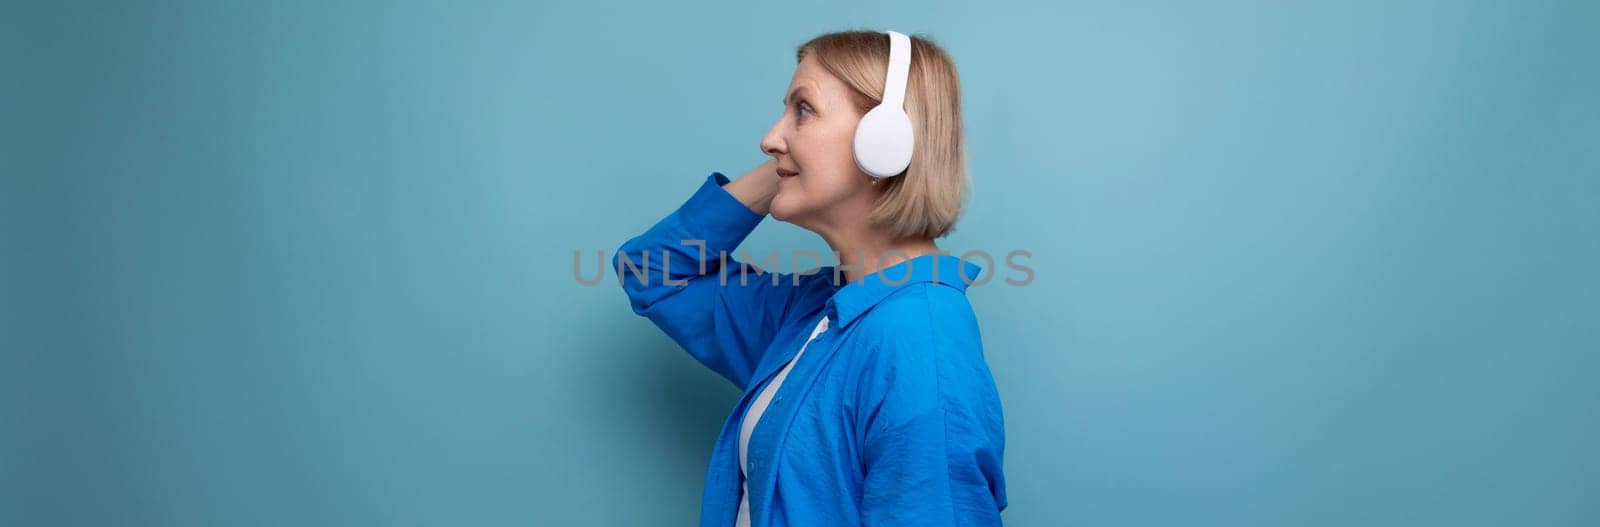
[613,30,1006,526]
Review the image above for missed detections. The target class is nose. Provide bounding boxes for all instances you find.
[760,118,786,158]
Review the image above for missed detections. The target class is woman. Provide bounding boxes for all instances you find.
[613,29,1007,526]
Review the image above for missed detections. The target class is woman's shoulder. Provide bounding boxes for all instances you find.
[860,282,980,337]
[847,282,985,373]
[841,282,1000,419]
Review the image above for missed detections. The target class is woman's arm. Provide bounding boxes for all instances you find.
[855,299,1008,526]
[722,159,780,215]
[613,161,829,389]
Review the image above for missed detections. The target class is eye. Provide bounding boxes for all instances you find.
[796,101,813,119]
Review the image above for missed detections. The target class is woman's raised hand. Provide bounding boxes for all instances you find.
[723,158,781,216]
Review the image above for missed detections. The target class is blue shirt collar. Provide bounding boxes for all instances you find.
[824,254,983,329]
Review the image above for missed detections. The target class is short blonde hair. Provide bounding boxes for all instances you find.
[798,30,968,240]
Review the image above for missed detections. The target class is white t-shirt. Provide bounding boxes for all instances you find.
[735,315,830,527]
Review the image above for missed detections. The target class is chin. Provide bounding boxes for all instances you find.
[770,204,795,223]
[769,199,810,225]
[769,194,796,221]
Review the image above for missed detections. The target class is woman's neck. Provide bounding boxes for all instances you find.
[820,227,941,284]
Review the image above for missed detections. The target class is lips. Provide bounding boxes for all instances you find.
[776,166,799,178]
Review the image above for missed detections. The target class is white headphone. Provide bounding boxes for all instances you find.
[854,30,915,179]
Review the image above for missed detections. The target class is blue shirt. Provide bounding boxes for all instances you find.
[613,172,1008,526]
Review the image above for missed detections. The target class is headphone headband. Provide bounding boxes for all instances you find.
[881,31,911,108]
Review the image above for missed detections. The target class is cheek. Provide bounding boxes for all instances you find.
[792,122,858,174]
[776,157,861,213]
[775,118,866,220]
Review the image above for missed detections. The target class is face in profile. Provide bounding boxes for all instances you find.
[760,54,882,232]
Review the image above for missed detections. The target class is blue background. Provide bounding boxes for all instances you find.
[4,0,1597,525]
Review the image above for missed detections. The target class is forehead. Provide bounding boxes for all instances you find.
[786,54,850,103]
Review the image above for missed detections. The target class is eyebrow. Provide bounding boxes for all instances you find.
[783,87,813,106]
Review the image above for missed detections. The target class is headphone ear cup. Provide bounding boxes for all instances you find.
[853,105,915,178]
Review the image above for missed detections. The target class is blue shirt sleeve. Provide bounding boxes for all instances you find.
[855,290,1008,526]
[613,172,828,389]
